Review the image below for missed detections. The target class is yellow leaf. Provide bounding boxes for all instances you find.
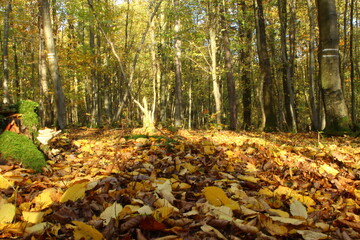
[100,203,123,225]
[274,186,316,207]
[22,211,45,224]
[319,163,339,176]
[0,174,13,189]
[60,182,88,203]
[0,203,16,223]
[237,175,259,183]
[172,182,191,190]
[33,188,58,210]
[153,206,174,222]
[25,222,49,235]
[268,209,290,218]
[72,221,103,240]
[258,187,273,197]
[182,162,198,173]
[259,214,288,236]
[204,145,215,155]
[203,186,240,210]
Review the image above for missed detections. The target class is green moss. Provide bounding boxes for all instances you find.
[0,131,46,172]
[16,100,40,138]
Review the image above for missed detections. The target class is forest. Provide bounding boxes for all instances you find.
[1,0,360,239]
[0,0,359,133]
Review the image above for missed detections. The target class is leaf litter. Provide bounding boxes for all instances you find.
[0,129,360,239]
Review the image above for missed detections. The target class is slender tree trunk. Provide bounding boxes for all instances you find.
[40,0,66,129]
[38,8,53,127]
[239,0,252,130]
[349,0,357,126]
[2,0,11,105]
[221,1,236,130]
[255,0,277,131]
[174,0,183,128]
[13,42,20,101]
[306,0,321,130]
[317,0,351,133]
[278,0,297,132]
[208,2,221,125]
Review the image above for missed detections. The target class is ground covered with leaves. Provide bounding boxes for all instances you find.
[1,128,360,240]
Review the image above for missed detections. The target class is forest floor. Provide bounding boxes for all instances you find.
[1,128,360,240]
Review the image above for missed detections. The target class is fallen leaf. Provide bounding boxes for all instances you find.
[60,181,88,203]
[296,230,328,240]
[100,203,123,225]
[0,174,13,189]
[25,222,49,235]
[203,186,240,210]
[290,199,308,219]
[0,203,16,223]
[22,211,45,224]
[72,221,103,240]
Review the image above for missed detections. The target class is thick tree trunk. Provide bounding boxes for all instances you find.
[221,2,237,130]
[255,0,277,131]
[174,0,183,128]
[2,0,11,105]
[317,0,351,133]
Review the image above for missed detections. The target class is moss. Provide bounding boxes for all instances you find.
[0,131,46,172]
[16,100,40,138]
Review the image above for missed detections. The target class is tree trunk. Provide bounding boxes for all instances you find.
[38,8,53,127]
[277,0,297,132]
[239,0,252,130]
[174,0,183,128]
[208,2,221,125]
[349,0,357,126]
[40,0,66,129]
[255,0,277,131]
[2,0,11,105]
[317,0,351,133]
[306,0,321,130]
[220,1,237,130]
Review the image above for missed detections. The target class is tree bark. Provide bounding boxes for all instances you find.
[277,0,297,132]
[220,1,237,130]
[349,0,357,126]
[306,0,321,130]
[255,0,277,131]
[38,7,53,127]
[2,0,11,105]
[208,1,221,125]
[317,0,351,133]
[40,0,67,129]
[239,0,252,130]
[174,0,183,128]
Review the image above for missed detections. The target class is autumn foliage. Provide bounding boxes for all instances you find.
[0,129,360,239]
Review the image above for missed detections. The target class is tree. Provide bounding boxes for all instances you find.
[220,0,237,130]
[2,0,12,105]
[40,0,67,129]
[316,0,351,133]
[208,0,222,125]
[254,0,277,131]
[174,0,183,128]
[277,0,297,132]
